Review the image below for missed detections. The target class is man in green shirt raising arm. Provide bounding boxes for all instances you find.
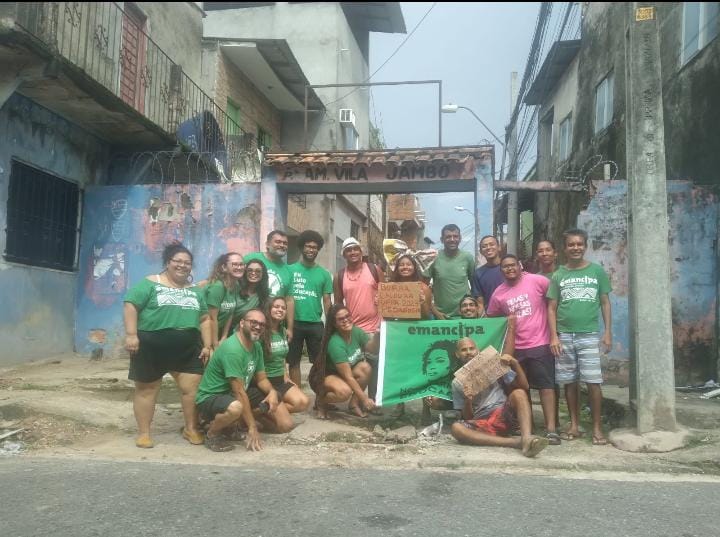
[245,230,295,340]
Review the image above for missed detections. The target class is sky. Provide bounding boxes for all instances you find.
[368,2,540,252]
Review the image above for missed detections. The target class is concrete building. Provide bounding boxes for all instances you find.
[203,2,405,270]
[0,2,253,364]
[522,2,720,382]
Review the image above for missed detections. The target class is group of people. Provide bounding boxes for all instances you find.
[123,223,612,455]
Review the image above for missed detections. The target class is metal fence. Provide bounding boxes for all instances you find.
[14,2,258,181]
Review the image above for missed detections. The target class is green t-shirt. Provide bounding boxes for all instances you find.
[124,278,207,332]
[289,262,332,322]
[547,262,612,333]
[244,252,293,297]
[195,334,265,404]
[265,328,289,378]
[204,280,240,337]
[425,250,475,318]
[326,326,370,374]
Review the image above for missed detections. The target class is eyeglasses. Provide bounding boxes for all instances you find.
[170,259,192,266]
[246,320,266,328]
[500,264,518,271]
[246,268,263,275]
[336,315,352,324]
[230,262,245,268]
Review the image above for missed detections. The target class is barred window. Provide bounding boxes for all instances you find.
[5,160,81,271]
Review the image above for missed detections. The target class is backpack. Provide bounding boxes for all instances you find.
[334,262,380,304]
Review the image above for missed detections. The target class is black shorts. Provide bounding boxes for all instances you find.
[286,321,324,366]
[129,329,203,383]
[267,376,294,400]
[197,388,266,421]
[515,345,555,390]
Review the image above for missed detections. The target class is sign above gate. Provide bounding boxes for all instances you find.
[264,146,494,193]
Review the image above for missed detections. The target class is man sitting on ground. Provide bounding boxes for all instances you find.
[450,337,549,458]
[195,309,294,452]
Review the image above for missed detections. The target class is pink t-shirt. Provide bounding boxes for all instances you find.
[487,272,550,349]
[342,263,382,333]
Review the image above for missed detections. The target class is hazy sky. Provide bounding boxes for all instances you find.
[369,2,539,251]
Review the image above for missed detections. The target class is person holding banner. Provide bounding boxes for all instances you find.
[450,337,549,458]
[309,305,379,419]
[458,295,481,319]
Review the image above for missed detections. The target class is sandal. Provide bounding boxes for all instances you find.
[181,428,205,445]
[205,434,235,452]
[545,431,561,445]
[223,425,247,442]
[135,434,154,449]
[559,430,584,441]
[592,435,609,446]
[522,436,549,458]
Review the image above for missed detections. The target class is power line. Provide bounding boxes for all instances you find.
[322,2,438,109]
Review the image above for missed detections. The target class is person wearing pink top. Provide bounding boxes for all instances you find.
[487,254,559,445]
[333,237,385,406]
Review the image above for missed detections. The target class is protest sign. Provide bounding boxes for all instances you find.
[453,345,510,398]
[376,317,507,406]
[378,282,422,319]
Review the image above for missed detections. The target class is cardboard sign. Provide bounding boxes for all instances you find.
[453,345,511,397]
[378,282,422,319]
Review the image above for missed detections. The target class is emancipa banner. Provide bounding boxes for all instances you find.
[376,318,508,407]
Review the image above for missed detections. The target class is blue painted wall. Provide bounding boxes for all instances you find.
[75,183,261,357]
[578,180,718,383]
[0,95,108,365]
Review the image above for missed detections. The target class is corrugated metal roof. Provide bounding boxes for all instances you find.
[264,146,494,166]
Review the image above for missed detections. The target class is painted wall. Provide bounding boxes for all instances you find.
[578,180,717,384]
[0,95,108,365]
[75,183,261,357]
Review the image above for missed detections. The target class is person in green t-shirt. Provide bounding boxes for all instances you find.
[203,252,244,349]
[309,305,379,419]
[424,224,476,319]
[287,230,333,389]
[260,296,310,414]
[535,239,558,279]
[547,228,612,446]
[196,309,294,452]
[244,230,295,341]
[123,243,213,450]
[228,258,269,337]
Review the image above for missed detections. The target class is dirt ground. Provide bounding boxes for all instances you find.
[2,353,720,481]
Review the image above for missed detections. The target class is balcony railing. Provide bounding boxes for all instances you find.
[13,2,258,181]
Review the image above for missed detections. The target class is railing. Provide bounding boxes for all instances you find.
[13,2,258,181]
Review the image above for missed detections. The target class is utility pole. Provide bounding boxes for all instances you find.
[506,72,519,254]
[625,3,678,434]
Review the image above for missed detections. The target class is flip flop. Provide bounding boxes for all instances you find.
[592,435,609,446]
[348,404,368,418]
[523,436,549,458]
[559,430,584,441]
[546,432,561,445]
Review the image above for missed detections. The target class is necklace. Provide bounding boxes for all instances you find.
[346,265,363,282]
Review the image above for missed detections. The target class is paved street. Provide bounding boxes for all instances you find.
[1,458,718,537]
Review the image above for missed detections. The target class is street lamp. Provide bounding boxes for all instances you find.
[454,206,474,215]
[441,104,505,149]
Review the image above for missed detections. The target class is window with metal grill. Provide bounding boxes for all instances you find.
[5,160,81,271]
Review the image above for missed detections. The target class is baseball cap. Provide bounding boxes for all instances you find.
[341,237,361,253]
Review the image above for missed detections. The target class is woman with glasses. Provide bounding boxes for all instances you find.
[261,296,310,413]
[309,304,379,419]
[123,243,213,449]
[204,252,244,349]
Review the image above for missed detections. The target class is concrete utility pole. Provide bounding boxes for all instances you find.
[625,3,677,434]
[506,72,519,254]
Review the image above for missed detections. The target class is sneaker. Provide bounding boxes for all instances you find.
[205,434,235,452]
